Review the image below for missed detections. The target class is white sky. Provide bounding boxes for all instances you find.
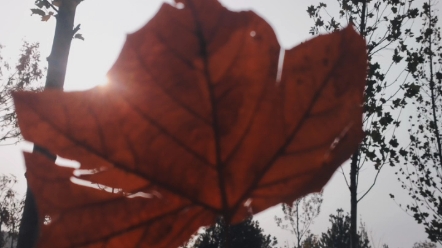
[0,0,441,247]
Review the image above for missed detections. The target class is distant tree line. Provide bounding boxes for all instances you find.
[0,175,23,248]
[184,204,438,248]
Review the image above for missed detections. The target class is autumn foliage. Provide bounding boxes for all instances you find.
[13,0,367,247]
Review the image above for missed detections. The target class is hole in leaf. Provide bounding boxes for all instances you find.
[127,192,153,199]
[55,156,80,168]
[243,198,252,207]
[43,215,51,225]
[151,190,162,198]
[71,177,123,195]
[250,30,256,37]
[324,123,354,162]
[175,2,185,9]
[276,48,285,84]
[330,123,352,150]
[73,168,101,177]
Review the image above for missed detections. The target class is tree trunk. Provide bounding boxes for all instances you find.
[426,1,442,169]
[223,219,231,248]
[16,189,39,248]
[17,1,80,247]
[0,219,3,247]
[350,151,359,248]
[45,0,79,89]
[296,202,300,248]
[11,222,15,248]
[350,2,366,248]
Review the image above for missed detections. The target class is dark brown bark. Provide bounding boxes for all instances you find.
[427,1,442,169]
[296,202,300,248]
[350,2,367,248]
[45,0,80,89]
[350,151,359,248]
[17,1,80,247]
[16,189,39,248]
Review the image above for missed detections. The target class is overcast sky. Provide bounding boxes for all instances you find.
[1,0,441,247]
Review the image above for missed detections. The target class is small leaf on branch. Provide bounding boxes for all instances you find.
[41,14,51,22]
[52,0,61,7]
[35,0,51,9]
[30,8,45,17]
[74,33,84,41]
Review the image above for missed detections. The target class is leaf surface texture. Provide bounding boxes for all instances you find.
[14,0,367,247]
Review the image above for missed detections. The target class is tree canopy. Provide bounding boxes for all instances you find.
[318,209,370,248]
[187,217,277,248]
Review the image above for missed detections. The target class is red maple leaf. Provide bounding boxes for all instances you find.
[13,0,367,247]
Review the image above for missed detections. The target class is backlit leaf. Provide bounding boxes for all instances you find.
[52,0,61,7]
[74,33,85,41]
[41,14,52,22]
[14,0,367,247]
[30,8,46,17]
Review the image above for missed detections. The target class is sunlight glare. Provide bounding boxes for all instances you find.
[55,156,80,168]
[98,75,109,87]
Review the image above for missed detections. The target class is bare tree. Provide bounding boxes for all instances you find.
[275,193,323,248]
[307,1,420,246]
[0,42,44,143]
[0,175,24,248]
